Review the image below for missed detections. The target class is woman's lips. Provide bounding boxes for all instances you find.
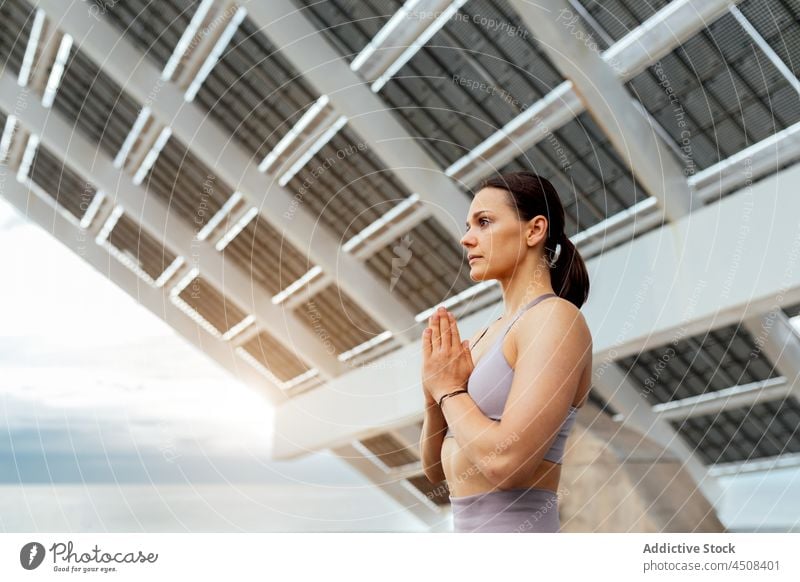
[469,256,482,264]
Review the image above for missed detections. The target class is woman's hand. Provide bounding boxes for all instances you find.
[422,380,437,407]
[422,306,474,404]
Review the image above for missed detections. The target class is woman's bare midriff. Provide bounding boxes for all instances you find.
[441,317,591,498]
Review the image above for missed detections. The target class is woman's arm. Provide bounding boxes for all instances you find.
[420,399,448,484]
[438,301,591,489]
[420,320,486,484]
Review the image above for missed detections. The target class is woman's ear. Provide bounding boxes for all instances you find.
[526,215,547,247]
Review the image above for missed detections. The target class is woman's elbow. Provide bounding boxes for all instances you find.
[485,455,529,490]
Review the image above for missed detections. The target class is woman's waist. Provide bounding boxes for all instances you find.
[440,439,561,496]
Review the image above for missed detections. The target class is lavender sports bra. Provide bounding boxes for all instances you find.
[442,293,579,465]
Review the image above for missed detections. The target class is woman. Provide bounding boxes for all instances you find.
[420,171,593,533]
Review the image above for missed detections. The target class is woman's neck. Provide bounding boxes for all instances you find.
[498,264,554,319]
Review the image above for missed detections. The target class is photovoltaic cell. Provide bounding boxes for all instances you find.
[193,16,319,164]
[626,10,800,179]
[616,323,780,406]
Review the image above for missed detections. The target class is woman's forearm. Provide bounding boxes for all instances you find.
[438,393,507,482]
[420,402,447,483]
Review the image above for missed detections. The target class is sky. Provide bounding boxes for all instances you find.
[0,195,798,533]
[0,196,432,532]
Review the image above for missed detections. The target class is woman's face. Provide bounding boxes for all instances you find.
[460,187,543,281]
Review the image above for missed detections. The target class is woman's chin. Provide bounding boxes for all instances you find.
[468,265,489,281]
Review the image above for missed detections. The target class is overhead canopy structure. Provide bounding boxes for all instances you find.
[2,0,800,529]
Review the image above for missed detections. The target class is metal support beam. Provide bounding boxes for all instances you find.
[592,363,723,504]
[351,0,458,85]
[548,115,800,262]
[509,0,697,223]
[0,69,347,389]
[589,162,800,363]
[605,0,743,83]
[331,443,446,529]
[34,0,420,345]
[652,377,794,421]
[743,310,800,401]
[572,197,663,260]
[708,451,800,477]
[690,120,800,202]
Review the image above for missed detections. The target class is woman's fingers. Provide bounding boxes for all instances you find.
[438,309,451,352]
[422,322,432,357]
[448,312,460,349]
[429,314,440,351]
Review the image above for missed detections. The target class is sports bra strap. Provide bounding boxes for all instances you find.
[501,292,558,339]
[470,293,558,350]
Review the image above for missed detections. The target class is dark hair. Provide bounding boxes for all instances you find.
[480,171,590,309]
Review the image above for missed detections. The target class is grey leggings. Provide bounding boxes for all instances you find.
[449,487,561,533]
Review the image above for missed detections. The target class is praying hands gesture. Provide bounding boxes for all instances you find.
[421,306,474,406]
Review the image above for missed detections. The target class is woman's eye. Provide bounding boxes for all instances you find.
[465,218,490,232]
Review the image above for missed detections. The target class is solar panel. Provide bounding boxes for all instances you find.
[97,0,200,70]
[359,433,419,468]
[177,274,250,335]
[739,0,800,75]
[222,215,313,296]
[616,322,779,405]
[0,0,35,78]
[406,474,451,506]
[193,16,319,163]
[671,398,800,464]
[28,144,98,222]
[53,46,140,157]
[239,330,314,382]
[378,0,565,168]
[143,134,233,229]
[626,8,800,181]
[106,212,180,282]
[293,283,385,353]
[576,0,673,43]
[285,124,412,242]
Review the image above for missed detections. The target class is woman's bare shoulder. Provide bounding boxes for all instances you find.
[514,296,593,354]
